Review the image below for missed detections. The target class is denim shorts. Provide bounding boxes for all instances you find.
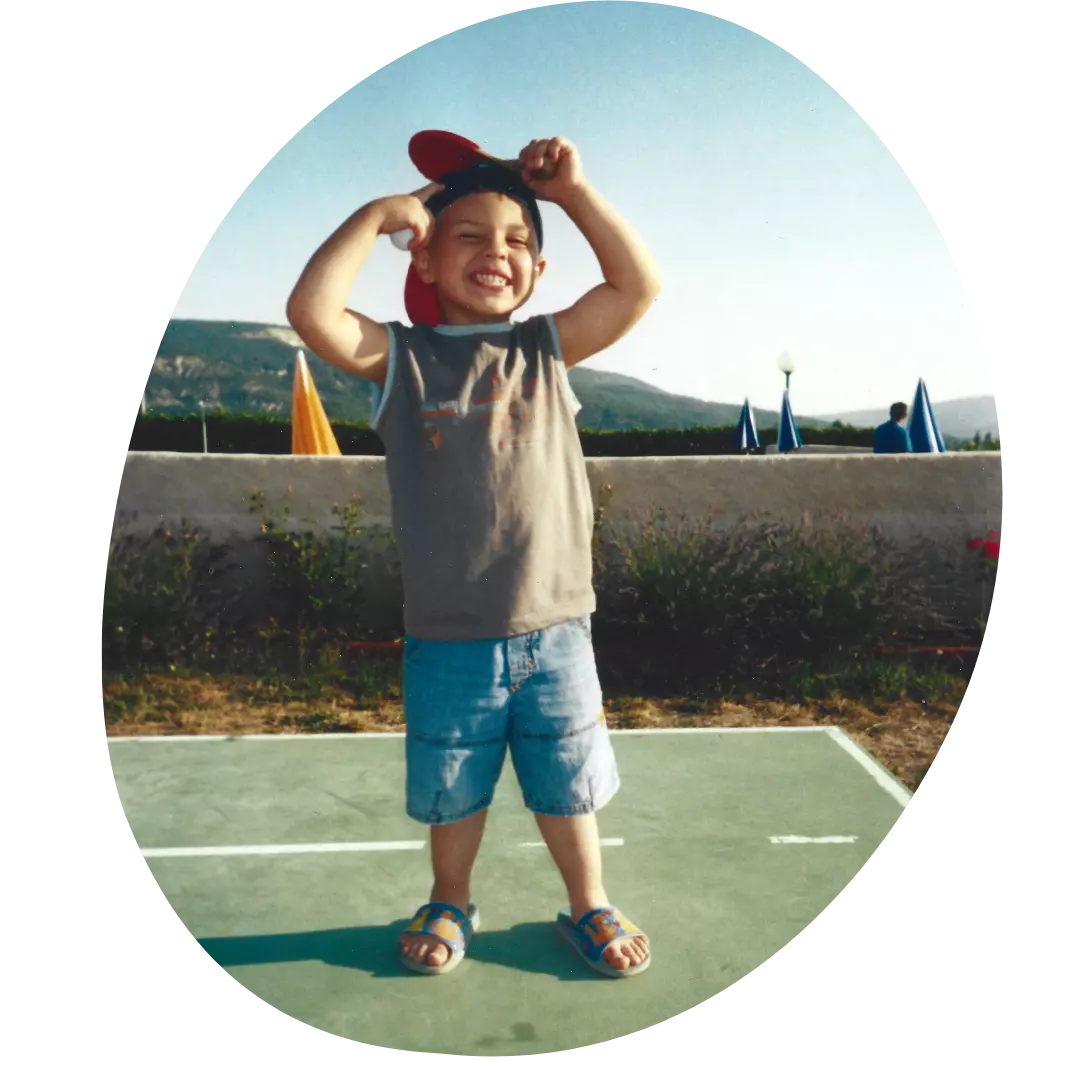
[403,615,620,825]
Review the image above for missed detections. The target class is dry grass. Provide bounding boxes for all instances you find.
[103,672,954,792]
[102,673,405,737]
[605,693,953,791]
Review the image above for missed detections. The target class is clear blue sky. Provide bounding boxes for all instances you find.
[173,1,989,416]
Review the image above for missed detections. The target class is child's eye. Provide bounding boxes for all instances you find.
[455,231,528,246]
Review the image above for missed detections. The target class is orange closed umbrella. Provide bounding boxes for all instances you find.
[291,350,341,455]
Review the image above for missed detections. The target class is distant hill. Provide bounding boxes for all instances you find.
[566,366,804,430]
[813,395,998,440]
[145,319,820,431]
[146,320,996,439]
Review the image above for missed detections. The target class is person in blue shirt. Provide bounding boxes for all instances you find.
[874,402,913,453]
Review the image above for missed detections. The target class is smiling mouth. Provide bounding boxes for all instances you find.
[470,272,511,290]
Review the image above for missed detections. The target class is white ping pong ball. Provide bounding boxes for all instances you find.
[390,229,413,251]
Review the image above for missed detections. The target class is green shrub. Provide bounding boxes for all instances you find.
[102,488,969,706]
[248,488,383,650]
[595,511,940,683]
[103,521,234,671]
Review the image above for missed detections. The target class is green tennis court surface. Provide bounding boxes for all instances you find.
[108,728,909,1055]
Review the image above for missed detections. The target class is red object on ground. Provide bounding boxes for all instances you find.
[966,537,984,551]
[982,540,1000,559]
[878,644,980,654]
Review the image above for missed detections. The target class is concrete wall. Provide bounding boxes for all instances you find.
[112,451,1002,627]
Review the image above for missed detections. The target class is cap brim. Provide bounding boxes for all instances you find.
[404,264,442,326]
[409,129,494,181]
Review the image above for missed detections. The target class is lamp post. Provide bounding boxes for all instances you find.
[199,400,208,454]
[776,351,795,390]
[775,352,802,454]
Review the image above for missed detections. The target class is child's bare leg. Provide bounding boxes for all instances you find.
[533,811,649,971]
[400,808,488,968]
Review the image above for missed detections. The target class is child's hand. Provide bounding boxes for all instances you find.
[375,182,443,250]
[518,137,585,205]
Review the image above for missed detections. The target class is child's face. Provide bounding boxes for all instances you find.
[413,192,546,324]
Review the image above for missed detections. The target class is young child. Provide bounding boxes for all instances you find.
[286,136,660,977]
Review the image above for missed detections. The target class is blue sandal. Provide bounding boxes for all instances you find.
[557,906,651,978]
[399,901,479,975]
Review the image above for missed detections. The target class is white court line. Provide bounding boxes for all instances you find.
[108,732,406,743]
[140,840,425,858]
[108,726,829,743]
[610,726,827,735]
[769,835,859,845]
[825,727,911,807]
[138,834,862,857]
[141,838,624,858]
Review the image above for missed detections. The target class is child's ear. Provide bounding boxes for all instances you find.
[413,246,436,285]
[533,256,547,280]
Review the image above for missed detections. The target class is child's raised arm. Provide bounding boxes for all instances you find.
[520,138,661,368]
[286,183,442,385]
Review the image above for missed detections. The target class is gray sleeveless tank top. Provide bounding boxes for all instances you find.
[371,314,596,640]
